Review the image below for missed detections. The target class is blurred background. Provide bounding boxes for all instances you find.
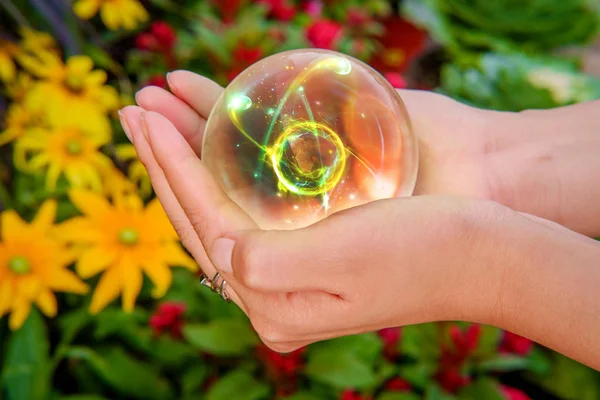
[1,0,600,399]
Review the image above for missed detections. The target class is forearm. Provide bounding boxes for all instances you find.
[484,100,600,237]
[465,209,600,370]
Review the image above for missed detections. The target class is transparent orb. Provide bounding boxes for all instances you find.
[202,49,418,230]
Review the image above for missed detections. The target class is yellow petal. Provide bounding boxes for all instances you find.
[121,255,142,312]
[36,289,57,317]
[0,54,16,82]
[1,210,27,240]
[9,298,31,330]
[83,69,106,86]
[73,0,101,19]
[100,3,121,30]
[163,242,197,271]
[141,260,172,298]
[89,264,123,314]
[46,163,62,191]
[32,199,57,231]
[115,144,136,160]
[66,55,93,76]
[47,268,88,294]
[145,198,177,239]
[54,216,102,243]
[69,189,112,218]
[76,247,117,278]
[16,274,42,300]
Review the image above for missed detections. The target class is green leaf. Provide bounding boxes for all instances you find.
[400,323,440,360]
[458,378,504,400]
[183,318,259,356]
[304,349,377,390]
[308,333,383,366]
[377,392,421,400]
[181,364,209,397]
[524,346,552,375]
[477,354,530,372]
[425,383,456,400]
[65,346,173,400]
[283,392,323,400]
[473,325,502,357]
[538,352,600,400]
[148,335,198,368]
[399,361,437,390]
[206,369,270,400]
[57,396,111,400]
[1,309,50,400]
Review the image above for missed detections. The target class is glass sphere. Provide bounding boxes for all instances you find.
[202,49,418,230]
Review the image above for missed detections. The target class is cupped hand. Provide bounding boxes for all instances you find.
[118,71,501,351]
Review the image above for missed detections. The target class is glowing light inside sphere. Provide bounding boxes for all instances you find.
[202,49,418,230]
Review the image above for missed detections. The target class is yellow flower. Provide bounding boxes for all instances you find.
[15,121,113,191]
[56,190,197,314]
[100,164,139,201]
[19,53,119,113]
[0,39,19,82]
[73,0,149,31]
[115,144,152,198]
[0,103,47,147]
[19,27,58,55]
[3,72,36,102]
[0,200,88,330]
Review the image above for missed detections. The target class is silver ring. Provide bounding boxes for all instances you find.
[199,272,230,302]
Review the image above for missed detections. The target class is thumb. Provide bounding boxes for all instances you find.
[209,202,395,294]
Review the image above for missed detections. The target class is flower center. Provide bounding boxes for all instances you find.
[119,228,139,246]
[66,140,82,155]
[8,256,31,275]
[65,75,83,93]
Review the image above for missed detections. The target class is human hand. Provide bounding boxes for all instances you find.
[119,97,505,351]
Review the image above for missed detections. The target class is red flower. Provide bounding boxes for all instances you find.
[384,72,407,89]
[135,21,177,52]
[384,377,411,392]
[144,75,167,89]
[305,19,343,49]
[369,16,427,74]
[212,0,243,23]
[304,0,322,17]
[149,301,186,338]
[340,390,373,400]
[256,0,296,21]
[377,327,401,358]
[256,344,306,377]
[449,323,481,356]
[347,8,369,26]
[226,43,263,82]
[501,385,530,400]
[436,369,471,393]
[499,331,534,356]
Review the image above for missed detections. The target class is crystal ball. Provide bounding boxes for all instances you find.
[202,49,418,230]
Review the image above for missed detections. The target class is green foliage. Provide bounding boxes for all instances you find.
[403,0,600,54]
[438,52,600,111]
[1,309,50,400]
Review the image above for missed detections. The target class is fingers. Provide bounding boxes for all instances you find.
[119,106,245,308]
[212,204,391,294]
[135,86,206,155]
[141,111,256,256]
[166,70,224,118]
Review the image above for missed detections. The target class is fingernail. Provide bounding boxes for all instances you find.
[211,238,235,274]
[166,72,176,92]
[118,110,133,142]
[139,111,149,141]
